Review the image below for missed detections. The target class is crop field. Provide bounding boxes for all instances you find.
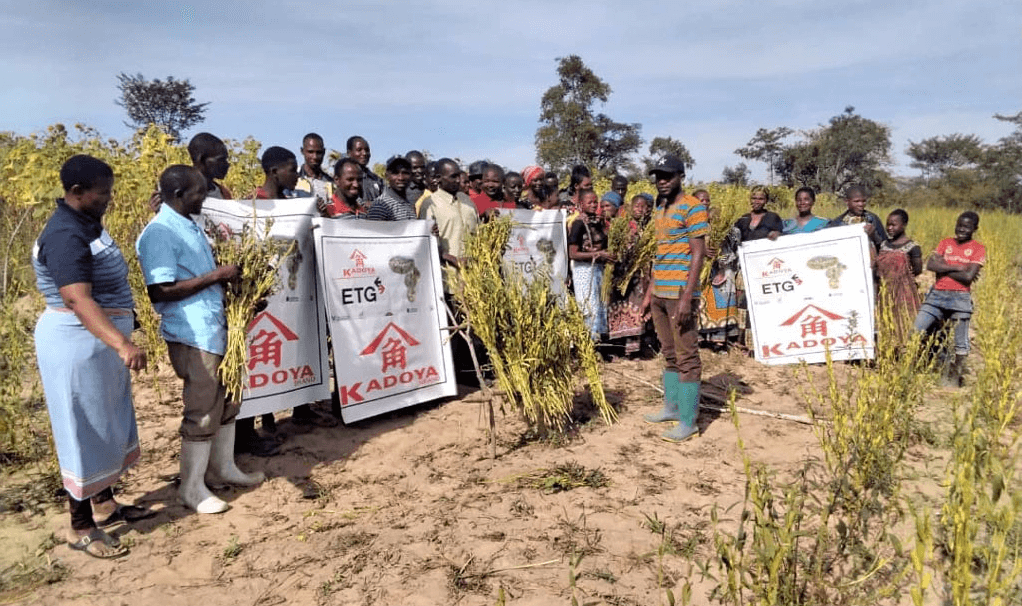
[0,126,1020,605]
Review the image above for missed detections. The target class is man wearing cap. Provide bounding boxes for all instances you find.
[641,155,708,443]
[467,161,489,197]
[365,156,417,221]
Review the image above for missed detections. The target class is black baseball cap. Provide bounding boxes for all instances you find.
[648,155,686,176]
[468,160,490,178]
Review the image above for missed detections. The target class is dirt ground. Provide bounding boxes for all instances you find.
[0,347,947,606]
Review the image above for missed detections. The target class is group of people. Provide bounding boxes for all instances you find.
[32,130,984,559]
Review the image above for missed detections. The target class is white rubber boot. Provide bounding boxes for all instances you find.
[179,440,229,514]
[205,422,266,488]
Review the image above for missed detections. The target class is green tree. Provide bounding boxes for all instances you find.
[735,127,792,185]
[116,73,208,141]
[773,107,892,194]
[906,134,984,180]
[535,56,642,175]
[641,136,695,175]
[721,163,750,186]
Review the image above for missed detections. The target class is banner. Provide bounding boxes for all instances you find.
[200,198,332,418]
[312,218,457,423]
[498,208,568,297]
[739,225,875,365]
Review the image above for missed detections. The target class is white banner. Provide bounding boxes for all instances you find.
[498,208,568,297]
[200,198,332,418]
[312,218,457,423]
[739,225,875,365]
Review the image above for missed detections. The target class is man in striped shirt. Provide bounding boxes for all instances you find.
[641,155,708,443]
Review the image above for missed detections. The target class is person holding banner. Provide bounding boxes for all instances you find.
[782,187,829,234]
[829,185,886,250]
[253,147,339,431]
[735,186,783,242]
[138,165,266,515]
[419,158,479,268]
[641,155,708,443]
[505,171,527,209]
[366,156,418,221]
[319,158,366,218]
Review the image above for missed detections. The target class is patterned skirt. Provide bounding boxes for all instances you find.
[35,310,140,500]
[571,261,608,339]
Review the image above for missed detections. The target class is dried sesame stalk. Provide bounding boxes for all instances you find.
[206,205,295,402]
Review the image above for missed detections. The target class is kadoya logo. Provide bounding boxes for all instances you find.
[336,322,441,405]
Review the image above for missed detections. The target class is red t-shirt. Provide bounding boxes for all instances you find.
[933,237,986,292]
[325,193,364,217]
[471,192,516,216]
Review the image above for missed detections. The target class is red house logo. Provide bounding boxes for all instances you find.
[780,304,845,339]
[760,257,791,277]
[246,312,300,370]
[350,249,367,268]
[360,322,421,373]
[342,249,375,278]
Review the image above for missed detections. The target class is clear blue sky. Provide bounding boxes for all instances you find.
[1,0,1019,183]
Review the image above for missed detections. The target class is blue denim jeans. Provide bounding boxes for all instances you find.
[913,289,973,354]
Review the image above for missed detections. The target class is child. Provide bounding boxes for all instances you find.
[912,211,985,387]
[876,209,922,343]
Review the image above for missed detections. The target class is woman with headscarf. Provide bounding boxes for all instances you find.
[33,155,153,559]
[694,189,743,348]
[521,165,546,209]
[605,192,652,355]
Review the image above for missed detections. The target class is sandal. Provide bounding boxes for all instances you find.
[67,528,129,559]
[95,504,157,527]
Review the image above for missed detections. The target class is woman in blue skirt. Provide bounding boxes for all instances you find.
[33,155,153,558]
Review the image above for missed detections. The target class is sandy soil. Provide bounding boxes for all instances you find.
[1,348,944,606]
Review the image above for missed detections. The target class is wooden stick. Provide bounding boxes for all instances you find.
[461,559,561,578]
[445,301,498,459]
[602,366,815,426]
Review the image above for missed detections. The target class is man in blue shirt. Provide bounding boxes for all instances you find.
[137,165,265,515]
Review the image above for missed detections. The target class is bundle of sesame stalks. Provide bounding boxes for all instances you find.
[610,219,656,298]
[698,195,747,287]
[600,214,634,303]
[452,215,614,434]
[206,210,296,402]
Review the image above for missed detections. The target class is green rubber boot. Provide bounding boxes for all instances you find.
[662,381,700,443]
[644,371,680,424]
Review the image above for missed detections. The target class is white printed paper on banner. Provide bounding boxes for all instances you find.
[739,225,875,365]
[498,208,568,296]
[200,198,331,418]
[312,218,456,423]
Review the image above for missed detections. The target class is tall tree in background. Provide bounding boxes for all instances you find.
[906,134,984,180]
[773,107,892,193]
[535,55,641,175]
[721,163,750,186]
[735,127,792,185]
[641,136,695,174]
[116,73,208,141]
